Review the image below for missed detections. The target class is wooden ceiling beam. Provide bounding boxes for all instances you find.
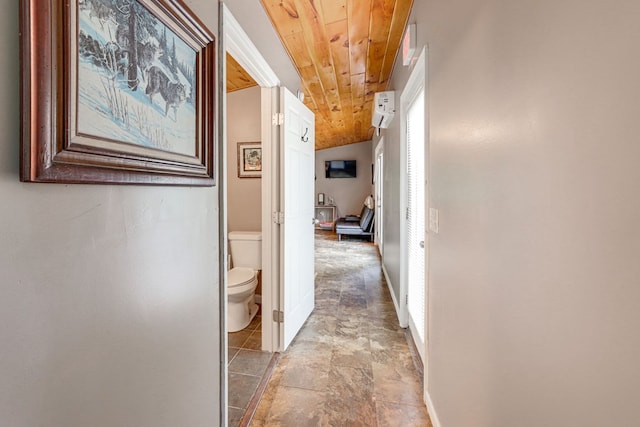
[282,32,313,69]
[293,0,344,133]
[320,0,346,24]
[346,0,372,76]
[378,0,413,89]
[326,20,351,97]
[326,19,353,139]
[299,65,329,120]
[261,0,304,36]
[365,0,394,85]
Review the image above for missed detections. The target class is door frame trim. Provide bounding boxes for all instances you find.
[223,6,279,87]
[219,4,281,425]
[222,4,280,354]
[399,46,430,397]
[374,137,385,255]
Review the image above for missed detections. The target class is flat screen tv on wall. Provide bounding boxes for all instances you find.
[325,160,357,178]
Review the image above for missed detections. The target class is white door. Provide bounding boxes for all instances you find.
[400,48,428,365]
[374,138,384,255]
[279,87,315,350]
[406,87,426,362]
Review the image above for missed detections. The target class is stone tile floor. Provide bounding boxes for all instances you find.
[228,313,272,427]
[248,230,432,426]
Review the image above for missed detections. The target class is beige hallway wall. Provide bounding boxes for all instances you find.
[315,140,373,218]
[227,86,262,232]
[0,1,221,425]
[378,0,640,425]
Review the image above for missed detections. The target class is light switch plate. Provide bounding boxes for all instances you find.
[429,208,439,233]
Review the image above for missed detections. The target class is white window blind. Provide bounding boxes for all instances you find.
[407,89,426,345]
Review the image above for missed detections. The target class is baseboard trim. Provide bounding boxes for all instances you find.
[425,391,442,427]
[381,264,403,326]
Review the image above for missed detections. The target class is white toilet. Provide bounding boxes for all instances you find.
[227,231,262,333]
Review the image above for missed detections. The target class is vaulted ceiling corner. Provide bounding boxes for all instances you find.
[226,53,258,93]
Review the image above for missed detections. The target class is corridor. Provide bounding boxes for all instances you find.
[247,231,432,426]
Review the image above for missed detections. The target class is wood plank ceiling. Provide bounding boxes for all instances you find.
[261,0,414,150]
[226,53,258,93]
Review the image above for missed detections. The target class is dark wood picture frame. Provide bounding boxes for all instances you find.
[20,0,216,185]
[237,142,262,178]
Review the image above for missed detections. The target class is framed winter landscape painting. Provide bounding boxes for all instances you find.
[20,0,216,185]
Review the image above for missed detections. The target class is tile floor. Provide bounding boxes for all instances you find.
[248,230,432,426]
[228,313,274,427]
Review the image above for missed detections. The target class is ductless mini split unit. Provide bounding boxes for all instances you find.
[372,91,395,128]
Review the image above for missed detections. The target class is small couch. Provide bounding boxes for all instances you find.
[335,205,375,241]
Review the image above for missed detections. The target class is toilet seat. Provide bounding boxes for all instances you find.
[228,267,256,292]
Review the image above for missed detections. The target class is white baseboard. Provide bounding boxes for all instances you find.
[383,262,436,425]
[381,264,404,326]
[425,391,442,427]
[254,294,262,304]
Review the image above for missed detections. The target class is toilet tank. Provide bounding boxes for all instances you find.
[228,231,262,269]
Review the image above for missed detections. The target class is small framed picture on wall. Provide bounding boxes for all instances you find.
[238,142,262,178]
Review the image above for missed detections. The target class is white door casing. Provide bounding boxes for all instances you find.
[406,87,426,362]
[221,6,317,427]
[400,46,430,400]
[374,138,384,255]
[400,47,429,371]
[221,5,281,427]
[222,4,281,354]
[279,87,315,351]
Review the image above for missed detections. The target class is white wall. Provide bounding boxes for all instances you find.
[378,0,640,425]
[0,1,221,426]
[227,86,262,232]
[315,140,373,217]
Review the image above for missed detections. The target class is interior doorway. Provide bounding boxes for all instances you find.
[221,5,316,425]
[222,3,280,352]
[399,47,429,372]
[221,5,280,426]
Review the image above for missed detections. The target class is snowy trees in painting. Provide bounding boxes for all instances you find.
[77,0,197,156]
